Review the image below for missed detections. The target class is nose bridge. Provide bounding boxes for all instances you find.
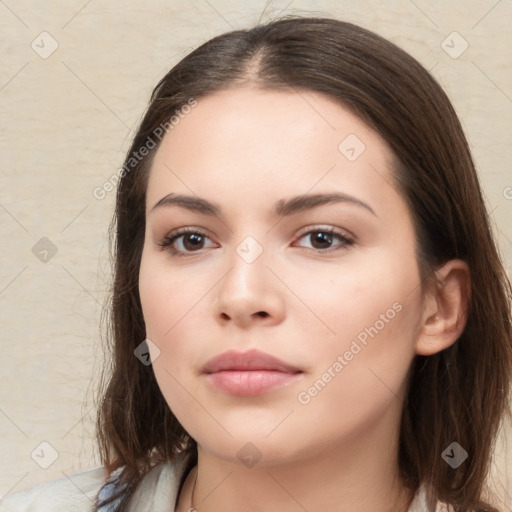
[223,234,269,299]
[214,233,284,324]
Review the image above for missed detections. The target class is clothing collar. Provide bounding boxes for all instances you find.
[118,457,433,512]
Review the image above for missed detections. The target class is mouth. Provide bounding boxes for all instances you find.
[201,349,303,396]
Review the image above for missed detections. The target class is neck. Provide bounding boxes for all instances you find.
[177,422,415,512]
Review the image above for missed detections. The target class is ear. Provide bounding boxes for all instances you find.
[415,259,471,356]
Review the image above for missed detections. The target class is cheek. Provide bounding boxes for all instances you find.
[139,249,207,339]
[138,255,206,428]
[138,250,214,383]
[292,288,420,445]
[291,248,423,412]
[293,248,422,347]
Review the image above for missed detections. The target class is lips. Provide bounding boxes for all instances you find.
[202,349,303,396]
[202,349,302,374]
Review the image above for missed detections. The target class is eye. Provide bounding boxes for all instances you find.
[294,227,354,252]
[157,228,217,256]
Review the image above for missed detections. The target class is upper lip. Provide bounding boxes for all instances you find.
[202,349,302,374]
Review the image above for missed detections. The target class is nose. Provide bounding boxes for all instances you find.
[213,246,285,329]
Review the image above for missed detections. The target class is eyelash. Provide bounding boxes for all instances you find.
[157,227,217,257]
[157,226,354,257]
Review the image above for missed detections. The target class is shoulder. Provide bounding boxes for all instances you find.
[0,467,109,512]
[0,455,190,512]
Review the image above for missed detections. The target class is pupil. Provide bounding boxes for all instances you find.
[312,232,332,249]
[184,233,203,250]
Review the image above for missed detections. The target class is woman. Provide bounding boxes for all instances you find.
[2,16,510,512]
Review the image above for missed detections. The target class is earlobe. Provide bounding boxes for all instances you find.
[415,259,471,356]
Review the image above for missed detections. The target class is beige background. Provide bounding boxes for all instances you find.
[1,0,511,507]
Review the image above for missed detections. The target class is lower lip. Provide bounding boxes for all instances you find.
[205,370,302,396]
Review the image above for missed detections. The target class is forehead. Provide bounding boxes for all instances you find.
[147,87,400,217]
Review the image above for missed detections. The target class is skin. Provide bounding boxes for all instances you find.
[138,87,469,512]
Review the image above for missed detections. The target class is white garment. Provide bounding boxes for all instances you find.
[0,457,438,512]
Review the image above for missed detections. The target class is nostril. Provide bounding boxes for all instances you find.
[219,311,269,320]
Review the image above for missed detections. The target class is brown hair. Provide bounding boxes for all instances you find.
[95,16,512,511]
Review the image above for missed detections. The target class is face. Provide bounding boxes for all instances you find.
[138,87,427,466]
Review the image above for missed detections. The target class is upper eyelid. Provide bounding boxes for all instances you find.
[294,224,353,238]
[157,228,217,255]
[161,225,354,250]
[165,224,351,239]
[162,226,211,237]
[162,227,215,244]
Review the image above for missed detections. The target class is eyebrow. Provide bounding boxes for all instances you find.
[150,192,376,217]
